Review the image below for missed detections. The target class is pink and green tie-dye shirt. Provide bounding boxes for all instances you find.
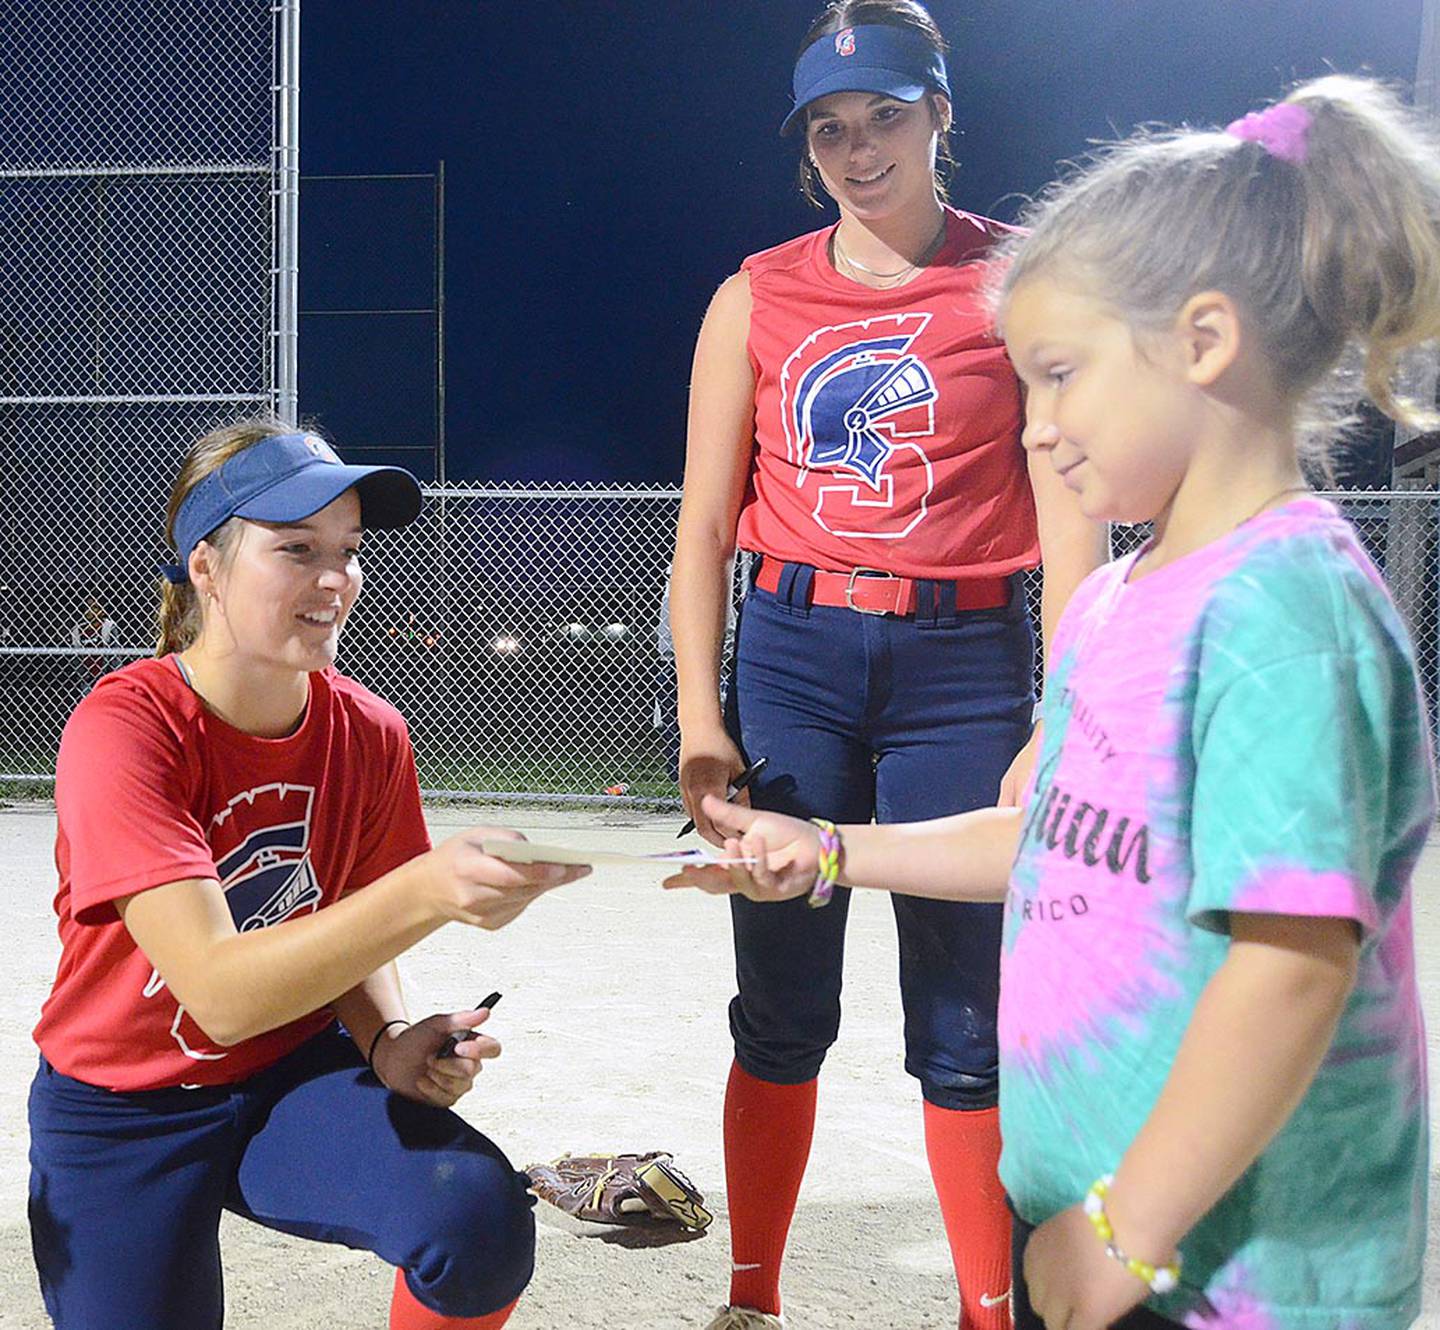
[1002,497,1433,1330]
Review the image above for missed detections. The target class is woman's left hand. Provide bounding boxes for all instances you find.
[371,1007,501,1107]
[998,721,1042,808]
[1024,1203,1151,1330]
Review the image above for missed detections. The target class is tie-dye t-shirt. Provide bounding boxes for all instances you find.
[1001,497,1433,1330]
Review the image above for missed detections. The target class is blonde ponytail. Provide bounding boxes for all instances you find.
[994,73,1440,454]
[1288,76,1440,429]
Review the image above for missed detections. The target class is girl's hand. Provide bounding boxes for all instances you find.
[1024,1203,1151,1330]
[998,721,1042,808]
[371,1007,500,1108]
[679,723,747,846]
[424,829,591,930]
[663,795,821,901]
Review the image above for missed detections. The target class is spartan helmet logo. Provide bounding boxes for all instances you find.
[210,783,324,931]
[793,334,938,489]
[143,782,326,1064]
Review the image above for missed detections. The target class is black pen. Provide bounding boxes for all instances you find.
[677,756,769,838]
[438,991,503,1060]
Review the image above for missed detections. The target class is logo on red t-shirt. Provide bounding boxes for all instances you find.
[212,783,324,930]
[779,312,938,540]
[141,782,324,1064]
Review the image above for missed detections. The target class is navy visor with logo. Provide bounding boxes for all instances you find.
[781,23,950,135]
[162,433,422,583]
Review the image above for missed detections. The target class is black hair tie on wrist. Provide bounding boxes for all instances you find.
[366,1019,409,1080]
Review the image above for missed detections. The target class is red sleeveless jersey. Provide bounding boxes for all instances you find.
[735,208,1038,580]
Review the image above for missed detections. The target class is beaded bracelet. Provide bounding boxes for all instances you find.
[1083,1175,1182,1295]
[808,818,842,909]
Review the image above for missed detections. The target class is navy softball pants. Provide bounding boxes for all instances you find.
[28,1025,536,1330]
[726,564,1035,1110]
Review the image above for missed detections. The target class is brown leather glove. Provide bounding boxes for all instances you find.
[525,1151,712,1232]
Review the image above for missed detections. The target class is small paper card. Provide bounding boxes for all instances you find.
[479,839,754,868]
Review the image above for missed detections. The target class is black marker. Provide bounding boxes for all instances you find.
[677,756,769,838]
[438,991,503,1059]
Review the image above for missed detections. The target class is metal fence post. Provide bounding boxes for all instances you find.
[436,160,447,486]
[273,0,301,423]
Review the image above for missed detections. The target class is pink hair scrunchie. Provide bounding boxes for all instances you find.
[1225,103,1313,165]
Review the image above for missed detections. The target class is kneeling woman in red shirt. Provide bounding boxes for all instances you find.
[28,420,588,1330]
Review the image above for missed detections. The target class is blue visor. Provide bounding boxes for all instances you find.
[163,433,422,582]
[781,23,949,135]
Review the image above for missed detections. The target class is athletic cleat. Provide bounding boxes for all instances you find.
[704,1308,785,1329]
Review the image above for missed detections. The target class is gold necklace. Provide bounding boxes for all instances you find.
[1134,482,1312,582]
[1237,483,1310,527]
[832,216,948,287]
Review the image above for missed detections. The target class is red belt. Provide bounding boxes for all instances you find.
[755,556,1010,616]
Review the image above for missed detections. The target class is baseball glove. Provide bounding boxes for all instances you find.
[525,1151,712,1232]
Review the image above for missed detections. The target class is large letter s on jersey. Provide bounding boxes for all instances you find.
[779,313,937,540]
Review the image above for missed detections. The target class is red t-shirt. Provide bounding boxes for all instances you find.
[735,207,1038,580]
[34,657,432,1091]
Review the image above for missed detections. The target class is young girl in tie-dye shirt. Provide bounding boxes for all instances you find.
[667,74,1439,1330]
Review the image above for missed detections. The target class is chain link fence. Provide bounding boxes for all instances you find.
[0,8,1433,807]
[5,484,1435,806]
[0,0,290,784]
[334,485,684,805]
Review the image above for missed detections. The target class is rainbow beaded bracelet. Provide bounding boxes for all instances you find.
[807,818,842,909]
[1083,1175,1182,1295]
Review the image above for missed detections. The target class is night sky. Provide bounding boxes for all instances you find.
[298,1,1423,485]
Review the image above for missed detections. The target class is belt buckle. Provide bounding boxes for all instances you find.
[845,567,896,615]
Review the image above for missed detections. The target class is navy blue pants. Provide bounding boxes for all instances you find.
[727,565,1035,1109]
[28,1026,536,1330]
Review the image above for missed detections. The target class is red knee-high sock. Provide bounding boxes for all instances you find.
[923,1102,1012,1330]
[389,1270,518,1329]
[723,1060,818,1315]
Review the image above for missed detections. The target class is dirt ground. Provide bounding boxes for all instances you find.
[0,801,1436,1329]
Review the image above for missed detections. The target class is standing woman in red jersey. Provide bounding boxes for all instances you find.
[671,4,1105,1327]
[28,421,590,1330]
